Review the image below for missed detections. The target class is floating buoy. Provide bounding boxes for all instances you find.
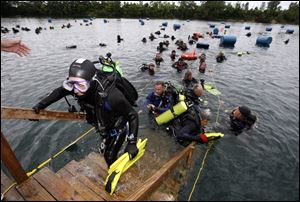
[173,24,181,31]
[265,27,272,32]
[220,35,237,47]
[213,28,219,35]
[286,29,294,34]
[245,26,251,30]
[196,42,209,49]
[256,36,272,47]
[66,45,77,49]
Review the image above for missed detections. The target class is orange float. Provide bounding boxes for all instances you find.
[181,52,197,60]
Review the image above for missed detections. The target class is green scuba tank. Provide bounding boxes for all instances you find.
[102,61,123,76]
[156,99,188,125]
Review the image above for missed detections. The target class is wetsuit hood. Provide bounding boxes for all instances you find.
[69,58,96,81]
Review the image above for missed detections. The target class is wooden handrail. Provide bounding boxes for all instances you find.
[1,106,86,184]
[1,106,86,120]
[1,132,28,184]
[126,142,196,201]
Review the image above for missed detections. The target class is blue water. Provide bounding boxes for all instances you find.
[1,18,299,201]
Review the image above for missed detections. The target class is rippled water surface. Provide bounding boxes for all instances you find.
[1,18,299,201]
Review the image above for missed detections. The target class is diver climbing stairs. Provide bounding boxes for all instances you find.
[1,107,198,201]
[2,150,188,201]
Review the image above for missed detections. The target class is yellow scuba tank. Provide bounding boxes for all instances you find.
[155,98,188,125]
[179,94,185,101]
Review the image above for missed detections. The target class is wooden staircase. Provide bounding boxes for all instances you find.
[1,107,195,201]
[2,148,193,201]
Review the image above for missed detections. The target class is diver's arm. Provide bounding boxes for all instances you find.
[34,86,71,110]
[153,96,171,114]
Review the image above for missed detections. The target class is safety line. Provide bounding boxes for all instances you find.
[187,142,214,201]
[1,127,95,198]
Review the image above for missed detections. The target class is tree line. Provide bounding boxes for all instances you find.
[1,1,299,24]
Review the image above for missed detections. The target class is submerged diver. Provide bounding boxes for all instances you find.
[168,106,220,145]
[216,51,227,63]
[32,57,139,166]
[230,106,257,135]
[182,70,198,90]
[172,58,188,73]
[139,63,155,75]
[154,53,164,65]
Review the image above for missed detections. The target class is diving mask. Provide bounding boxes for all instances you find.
[63,78,90,93]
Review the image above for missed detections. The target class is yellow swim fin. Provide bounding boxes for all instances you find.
[204,83,221,96]
[104,138,148,195]
[205,132,224,141]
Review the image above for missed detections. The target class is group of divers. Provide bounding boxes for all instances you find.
[139,31,228,75]
[30,32,257,194]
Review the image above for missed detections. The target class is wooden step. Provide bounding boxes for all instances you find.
[33,167,85,201]
[1,171,25,201]
[79,152,108,183]
[63,160,120,201]
[56,167,104,201]
[15,176,56,201]
[80,152,140,198]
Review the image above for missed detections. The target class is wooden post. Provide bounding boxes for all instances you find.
[186,145,195,168]
[125,142,196,201]
[1,132,28,184]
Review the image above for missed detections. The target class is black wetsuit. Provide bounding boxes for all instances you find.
[35,79,138,165]
[171,106,204,144]
[230,109,256,135]
[182,78,198,90]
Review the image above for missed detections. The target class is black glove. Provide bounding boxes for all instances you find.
[125,142,138,160]
[29,104,42,121]
[32,104,42,114]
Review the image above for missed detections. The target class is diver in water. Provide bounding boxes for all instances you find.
[230,106,257,135]
[139,63,155,75]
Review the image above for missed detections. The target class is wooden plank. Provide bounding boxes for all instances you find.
[1,171,25,201]
[56,167,104,201]
[125,142,196,201]
[1,132,28,184]
[186,145,196,168]
[1,106,86,120]
[33,167,84,201]
[63,160,120,201]
[84,152,142,196]
[16,177,56,201]
[80,153,108,182]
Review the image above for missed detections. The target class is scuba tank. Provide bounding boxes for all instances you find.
[99,53,123,76]
[155,94,188,125]
[155,81,188,125]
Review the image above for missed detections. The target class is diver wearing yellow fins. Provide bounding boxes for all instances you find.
[105,138,148,195]
[31,53,148,195]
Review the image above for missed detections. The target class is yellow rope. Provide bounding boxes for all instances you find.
[188,142,213,201]
[1,182,17,196]
[188,64,220,201]
[27,127,95,177]
[1,127,95,199]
